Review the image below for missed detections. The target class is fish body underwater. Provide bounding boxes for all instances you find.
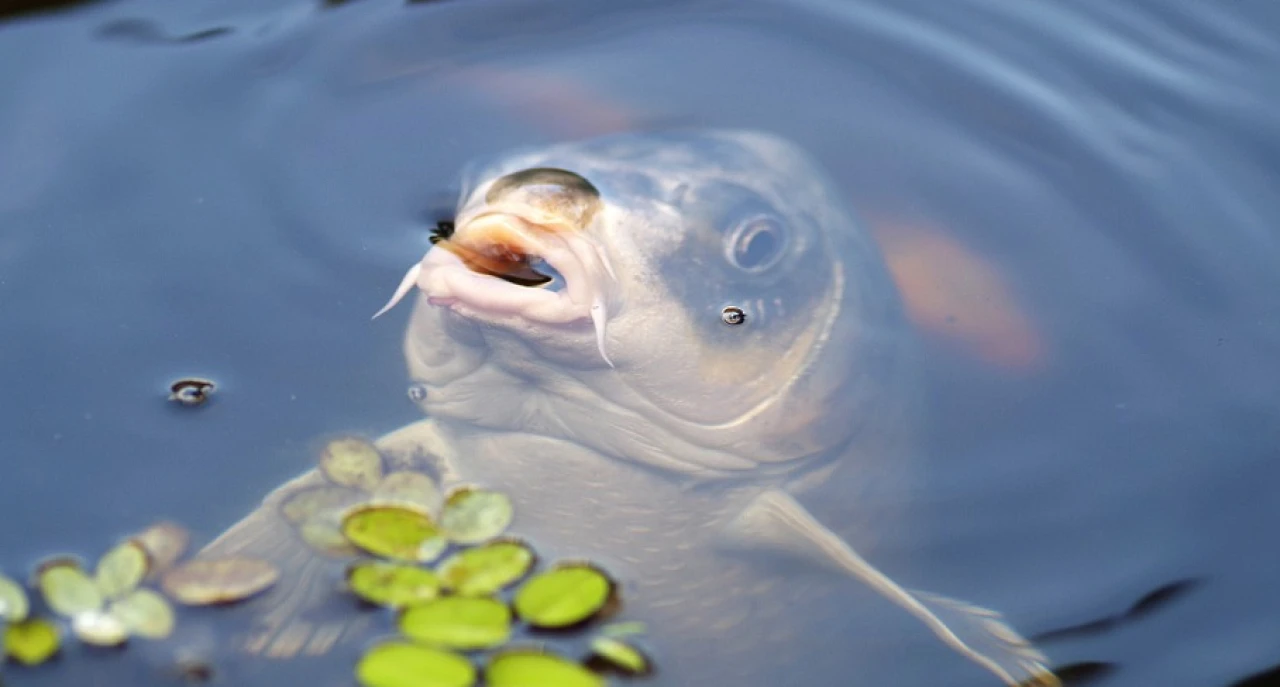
[201,130,1056,686]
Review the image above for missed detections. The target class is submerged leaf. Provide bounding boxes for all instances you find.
[161,557,279,606]
[95,540,149,601]
[372,471,443,516]
[299,519,363,558]
[346,561,441,608]
[3,618,61,665]
[355,640,476,687]
[437,540,534,597]
[440,489,513,545]
[72,610,129,647]
[132,521,190,578]
[320,437,385,491]
[108,588,176,639]
[281,485,366,525]
[513,564,613,629]
[341,505,447,563]
[485,649,604,687]
[0,573,28,622]
[399,597,511,651]
[38,561,103,617]
[588,636,651,676]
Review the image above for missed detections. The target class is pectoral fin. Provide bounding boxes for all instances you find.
[722,489,1059,687]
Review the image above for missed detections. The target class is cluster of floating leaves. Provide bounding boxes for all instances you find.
[1,521,279,673]
[288,436,653,687]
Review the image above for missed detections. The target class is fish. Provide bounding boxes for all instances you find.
[198,129,1058,686]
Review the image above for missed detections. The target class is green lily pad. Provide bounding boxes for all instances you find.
[0,573,28,622]
[281,485,366,525]
[355,640,476,687]
[440,488,513,545]
[437,540,535,597]
[341,505,447,563]
[108,588,175,639]
[398,597,511,651]
[588,636,651,676]
[320,437,385,491]
[513,564,614,629]
[95,540,149,601]
[161,557,279,606]
[3,618,61,666]
[484,649,604,687]
[38,560,103,618]
[372,471,443,516]
[71,610,128,647]
[346,561,441,608]
[132,521,189,578]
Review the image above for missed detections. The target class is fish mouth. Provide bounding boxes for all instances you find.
[373,209,618,366]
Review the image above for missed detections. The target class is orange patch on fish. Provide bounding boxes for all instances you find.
[874,223,1046,371]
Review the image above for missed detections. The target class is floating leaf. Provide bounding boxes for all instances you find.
[95,541,149,601]
[600,621,647,637]
[161,557,279,606]
[280,486,366,525]
[485,649,604,687]
[513,564,613,629]
[399,597,511,651]
[437,541,534,597]
[341,505,447,563]
[372,471,442,515]
[440,488,513,545]
[72,610,128,647]
[132,521,189,578]
[3,618,60,665]
[38,561,103,617]
[320,437,385,491]
[108,589,175,639]
[299,519,362,558]
[346,561,441,608]
[0,574,28,622]
[588,636,651,676]
[355,641,476,687]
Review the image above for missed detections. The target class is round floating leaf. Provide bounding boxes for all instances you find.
[485,650,604,687]
[355,641,476,687]
[161,557,279,606]
[38,561,103,617]
[0,573,29,622]
[132,521,189,578]
[513,564,613,629]
[3,618,60,665]
[399,597,511,651]
[372,471,442,516]
[437,541,534,597]
[321,437,385,491]
[299,519,363,558]
[440,488,513,545]
[72,610,128,647]
[341,505,447,563]
[95,541,149,601]
[108,589,175,640]
[280,486,366,526]
[346,561,440,608]
[588,637,651,676]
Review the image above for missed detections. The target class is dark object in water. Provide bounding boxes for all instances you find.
[168,378,216,408]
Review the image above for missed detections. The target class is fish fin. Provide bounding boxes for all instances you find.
[723,489,1058,687]
[371,261,422,320]
[590,298,614,368]
[197,469,372,659]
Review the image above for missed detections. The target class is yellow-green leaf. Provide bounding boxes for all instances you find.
[71,610,129,647]
[108,588,175,639]
[3,618,61,665]
[589,636,651,676]
[38,561,102,617]
[440,489,513,545]
[132,521,189,578]
[398,597,511,651]
[320,437,385,491]
[0,573,28,622]
[513,564,613,629]
[355,640,476,687]
[372,471,442,516]
[485,650,604,687]
[95,540,149,600]
[160,557,279,606]
[346,561,440,608]
[437,540,534,597]
[341,505,447,563]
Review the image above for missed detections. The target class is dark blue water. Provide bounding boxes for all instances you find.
[1,1,1278,685]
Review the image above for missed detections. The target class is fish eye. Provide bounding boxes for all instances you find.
[724,214,788,273]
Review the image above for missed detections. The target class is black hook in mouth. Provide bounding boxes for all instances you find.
[429,220,456,245]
